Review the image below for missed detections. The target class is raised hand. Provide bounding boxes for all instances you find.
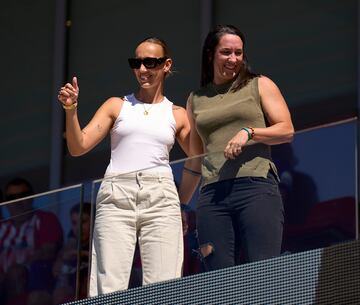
[58,77,79,107]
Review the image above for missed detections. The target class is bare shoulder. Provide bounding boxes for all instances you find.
[103,96,124,106]
[172,103,188,127]
[258,75,281,94]
[100,96,124,120]
[172,104,187,119]
[172,104,186,112]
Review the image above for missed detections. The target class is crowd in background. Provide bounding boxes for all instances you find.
[0,178,200,305]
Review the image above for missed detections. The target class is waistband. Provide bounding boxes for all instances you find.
[103,170,174,181]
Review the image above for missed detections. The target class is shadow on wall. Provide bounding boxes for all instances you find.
[272,143,356,254]
[272,143,319,225]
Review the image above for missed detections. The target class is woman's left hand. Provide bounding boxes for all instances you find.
[224,129,249,160]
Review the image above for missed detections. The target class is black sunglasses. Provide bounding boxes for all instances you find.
[128,57,167,69]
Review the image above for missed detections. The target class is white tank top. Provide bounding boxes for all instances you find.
[104,94,176,175]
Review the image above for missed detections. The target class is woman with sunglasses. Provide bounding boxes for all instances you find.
[58,37,190,296]
[182,25,294,272]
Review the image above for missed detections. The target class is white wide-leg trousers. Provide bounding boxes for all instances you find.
[89,171,183,296]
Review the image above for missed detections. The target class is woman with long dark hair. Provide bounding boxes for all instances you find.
[182,24,294,271]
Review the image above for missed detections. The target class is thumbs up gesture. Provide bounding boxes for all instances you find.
[58,77,79,107]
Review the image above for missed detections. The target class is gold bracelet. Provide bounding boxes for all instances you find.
[62,102,78,110]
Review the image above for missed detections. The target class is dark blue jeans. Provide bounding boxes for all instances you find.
[196,172,284,271]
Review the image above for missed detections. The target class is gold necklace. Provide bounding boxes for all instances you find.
[142,102,154,115]
[212,83,233,99]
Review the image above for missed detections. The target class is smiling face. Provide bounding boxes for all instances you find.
[212,34,244,85]
[133,41,172,89]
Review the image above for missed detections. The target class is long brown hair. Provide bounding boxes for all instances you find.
[201,25,258,91]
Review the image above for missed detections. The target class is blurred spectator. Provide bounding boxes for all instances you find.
[4,263,29,305]
[181,205,201,276]
[53,202,91,302]
[52,285,74,305]
[0,178,63,293]
[27,290,52,305]
[0,187,3,219]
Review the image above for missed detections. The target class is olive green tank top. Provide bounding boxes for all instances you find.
[191,77,278,186]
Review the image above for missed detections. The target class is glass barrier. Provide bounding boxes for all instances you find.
[87,118,357,291]
[273,119,357,254]
[0,184,87,305]
[2,119,356,303]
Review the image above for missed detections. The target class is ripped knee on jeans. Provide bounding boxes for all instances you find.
[198,242,215,259]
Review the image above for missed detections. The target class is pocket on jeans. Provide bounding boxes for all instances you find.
[161,181,180,206]
[247,176,282,198]
[96,180,113,206]
[112,182,135,210]
[248,176,277,186]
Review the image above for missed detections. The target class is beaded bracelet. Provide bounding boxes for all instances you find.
[247,126,255,139]
[241,127,251,141]
[62,102,78,110]
[241,127,255,141]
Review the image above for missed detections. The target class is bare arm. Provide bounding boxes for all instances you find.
[173,105,190,156]
[253,75,294,144]
[58,77,121,156]
[224,75,294,159]
[178,95,203,204]
[178,157,202,204]
[186,94,204,158]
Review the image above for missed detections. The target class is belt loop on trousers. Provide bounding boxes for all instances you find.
[136,171,142,184]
